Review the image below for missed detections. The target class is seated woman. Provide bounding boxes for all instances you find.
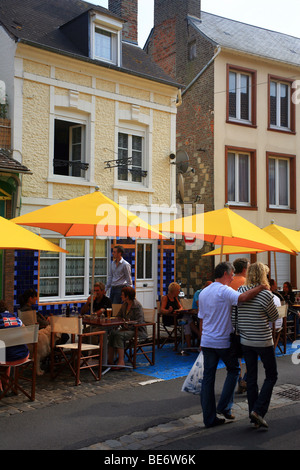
[0,301,30,393]
[107,286,147,370]
[282,281,299,335]
[161,282,198,348]
[19,288,49,330]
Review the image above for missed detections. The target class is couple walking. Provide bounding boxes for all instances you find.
[198,261,279,429]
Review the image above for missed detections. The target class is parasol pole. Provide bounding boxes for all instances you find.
[220,236,224,262]
[273,251,278,285]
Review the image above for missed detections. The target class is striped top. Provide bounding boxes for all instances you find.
[233,286,279,347]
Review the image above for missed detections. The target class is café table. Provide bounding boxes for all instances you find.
[82,316,137,373]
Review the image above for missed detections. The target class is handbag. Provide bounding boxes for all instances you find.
[181,351,204,395]
[230,306,243,358]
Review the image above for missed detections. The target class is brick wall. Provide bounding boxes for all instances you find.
[108,0,138,44]
[147,0,216,294]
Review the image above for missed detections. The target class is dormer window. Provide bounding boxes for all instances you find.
[90,13,123,66]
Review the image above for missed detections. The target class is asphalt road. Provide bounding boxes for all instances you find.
[0,354,299,451]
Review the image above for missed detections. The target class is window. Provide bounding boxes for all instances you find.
[266,152,296,212]
[54,119,88,178]
[117,132,146,184]
[95,27,116,63]
[39,239,107,300]
[268,75,295,132]
[227,65,256,126]
[225,147,257,209]
[137,243,153,280]
[90,14,122,66]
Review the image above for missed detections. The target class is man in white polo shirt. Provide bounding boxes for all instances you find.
[198,262,267,428]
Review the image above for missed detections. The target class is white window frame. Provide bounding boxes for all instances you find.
[51,114,90,184]
[269,80,291,130]
[39,237,109,302]
[268,157,290,209]
[90,13,122,66]
[227,151,251,206]
[229,70,252,123]
[114,124,149,190]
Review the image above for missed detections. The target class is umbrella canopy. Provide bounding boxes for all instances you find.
[202,245,266,257]
[263,222,300,253]
[0,216,66,253]
[156,207,294,255]
[12,188,164,240]
[12,188,165,309]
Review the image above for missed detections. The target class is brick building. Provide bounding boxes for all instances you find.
[146,0,300,294]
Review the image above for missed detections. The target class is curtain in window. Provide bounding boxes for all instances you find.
[270,82,277,126]
[229,72,237,118]
[238,154,249,203]
[240,75,249,121]
[227,153,236,202]
[278,159,288,206]
[268,158,276,206]
[95,29,112,60]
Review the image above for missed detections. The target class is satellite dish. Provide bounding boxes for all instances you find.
[178,173,184,202]
[176,150,189,173]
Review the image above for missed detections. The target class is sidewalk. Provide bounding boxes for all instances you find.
[81,383,300,450]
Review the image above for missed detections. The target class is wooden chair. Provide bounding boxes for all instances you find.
[0,324,39,401]
[18,309,37,326]
[50,316,105,386]
[180,298,193,310]
[125,308,156,369]
[273,304,288,354]
[156,300,181,350]
[112,304,122,317]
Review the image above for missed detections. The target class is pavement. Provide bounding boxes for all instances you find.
[81,383,300,450]
[1,341,300,450]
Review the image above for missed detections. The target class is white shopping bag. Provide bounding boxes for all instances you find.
[181,351,204,395]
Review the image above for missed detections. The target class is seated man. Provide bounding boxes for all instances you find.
[81,282,112,316]
[0,301,29,393]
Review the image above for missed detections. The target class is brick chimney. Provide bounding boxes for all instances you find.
[149,0,201,80]
[108,0,138,45]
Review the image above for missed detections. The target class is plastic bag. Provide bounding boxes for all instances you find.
[181,351,204,395]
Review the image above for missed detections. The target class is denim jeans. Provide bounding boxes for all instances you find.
[242,344,278,419]
[110,286,123,304]
[200,347,240,427]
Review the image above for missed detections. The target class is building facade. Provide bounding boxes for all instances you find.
[146,0,300,292]
[0,0,180,312]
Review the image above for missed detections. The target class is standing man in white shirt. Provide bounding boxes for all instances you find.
[198,262,267,428]
[106,245,132,304]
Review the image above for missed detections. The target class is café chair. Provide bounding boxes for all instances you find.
[50,316,105,386]
[272,304,288,354]
[125,308,156,369]
[156,300,181,350]
[180,298,193,310]
[18,309,37,326]
[0,324,39,401]
[112,304,122,316]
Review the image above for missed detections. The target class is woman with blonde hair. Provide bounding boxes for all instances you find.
[234,262,279,429]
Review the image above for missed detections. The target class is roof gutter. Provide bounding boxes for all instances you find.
[182,45,221,96]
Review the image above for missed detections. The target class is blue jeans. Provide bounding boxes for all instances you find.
[201,347,240,427]
[242,345,278,419]
[110,286,123,304]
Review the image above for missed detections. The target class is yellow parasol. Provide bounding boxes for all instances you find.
[0,216,66,253]
[156,207,294,261]
[12,188,165,299]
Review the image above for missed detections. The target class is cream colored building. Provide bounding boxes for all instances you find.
[0,0,180,310]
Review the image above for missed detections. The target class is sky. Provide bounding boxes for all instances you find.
[91,0,300,47]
